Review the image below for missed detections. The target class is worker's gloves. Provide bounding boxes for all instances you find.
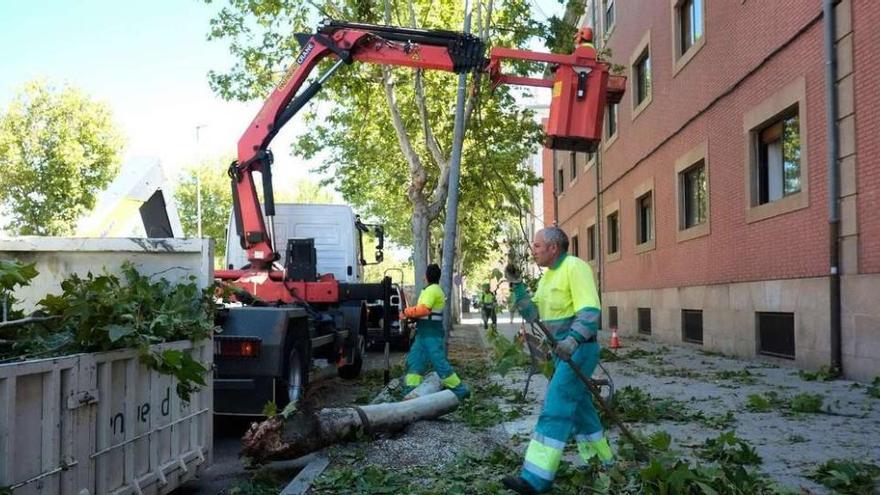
[504,264,523,284]
[554,336,580,360]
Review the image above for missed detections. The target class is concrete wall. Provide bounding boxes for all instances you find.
[0,237,214,313]
[603,273,880,380]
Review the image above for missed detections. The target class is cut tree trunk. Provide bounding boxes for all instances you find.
[242,390,460,461]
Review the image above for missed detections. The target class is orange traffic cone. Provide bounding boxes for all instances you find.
[610,326,621,349]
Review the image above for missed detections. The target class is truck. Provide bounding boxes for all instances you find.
[211,19,623,415]
[214,204,389,415]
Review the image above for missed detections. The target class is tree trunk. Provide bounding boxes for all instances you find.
[241,390,460,461]
[411,203,430,294]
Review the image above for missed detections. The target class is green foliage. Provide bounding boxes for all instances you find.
[622,348,657,360]
[609,386,703,424]
[312,464,408,494]
[0,259,38,321]
[226,470,284,495]
[788,393,823,413]
[699,411,736,430]
[542,1,586,54]
[699,431,762,466]
[600,346,622,362]
[574,430,789,495]
[1,263,216,400]
[714,368,759,385]
[0,80,124,235]
[746,391,825,415]
[746,392,781,412]
[486,326,530,376]
[798,365,840,382]
[867,376,880,399]
[808,459,880,495]
[174,157,234,262]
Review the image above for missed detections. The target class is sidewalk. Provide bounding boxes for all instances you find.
[460,312,880,493]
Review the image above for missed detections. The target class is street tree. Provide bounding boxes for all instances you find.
[0,80,124,235]
[205,0,543,292]
[175,158,234,261]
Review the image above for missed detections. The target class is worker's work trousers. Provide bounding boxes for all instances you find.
[481,306,497,329]
[520,339,612,493]
[404,319,466,397]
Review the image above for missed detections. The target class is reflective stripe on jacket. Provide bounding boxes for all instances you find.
[416,284,445,320]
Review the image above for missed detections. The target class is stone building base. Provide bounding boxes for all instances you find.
[602,274,879,381]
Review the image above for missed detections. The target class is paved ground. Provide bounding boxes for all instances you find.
[174,348,409,494]
[177,313,880,493]
[487,315,880,493]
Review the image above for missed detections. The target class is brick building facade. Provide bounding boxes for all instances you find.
[544,0,878,379]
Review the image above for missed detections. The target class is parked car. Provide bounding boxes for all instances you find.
[366,283,413,350]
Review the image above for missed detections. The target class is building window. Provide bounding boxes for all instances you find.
[633,48,651,107]
[608,305,618,329]
[682,309,703,344]
[603,0,615,32]
[606,103,618,139]
[743,78,808,224]
[680,161,707,229]
[755,111,801,205]
[587,224,597,261]
[677,0,703,56]
[638,308,652,335]
[571,234,580,258]
[557,168,564,194]
[569,151,577,181]
[607,211,619,255]
[757,312,795,359]
[636,192,653,245]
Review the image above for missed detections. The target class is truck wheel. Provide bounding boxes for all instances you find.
[276,347,309,407]
[338,335,365,379]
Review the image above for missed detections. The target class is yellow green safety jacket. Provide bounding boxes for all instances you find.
[512,253,601,342]
[416,283,445,324]
[480,291,496,307]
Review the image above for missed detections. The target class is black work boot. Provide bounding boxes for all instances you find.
[502,476,537,494]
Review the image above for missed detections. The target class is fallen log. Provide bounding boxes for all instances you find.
[370,371,442,404]
[242,390,460,461]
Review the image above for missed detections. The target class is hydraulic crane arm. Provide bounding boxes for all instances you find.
[222,19,625,273]
[226,21,486,269]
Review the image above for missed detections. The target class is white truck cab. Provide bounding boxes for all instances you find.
[225,203,380,282]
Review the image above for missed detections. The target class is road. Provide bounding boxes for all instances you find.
[174,345,407,494]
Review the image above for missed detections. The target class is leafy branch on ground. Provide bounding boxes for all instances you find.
[0,262,216,400]
[714,368,760,385]
[808,459,880,495]
[746,391,827,415]
[698,431,762,466]
[867,376,880,399]
[607,386,705,424]
[798,365,840,382]
[485,325,530,376]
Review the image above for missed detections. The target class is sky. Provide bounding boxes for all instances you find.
[0,0,564,203]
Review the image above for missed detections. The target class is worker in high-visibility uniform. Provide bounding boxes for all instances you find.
[480,283,498,330]
[574,26,596,53]
[400,263,470,400]
[502,227,612,494]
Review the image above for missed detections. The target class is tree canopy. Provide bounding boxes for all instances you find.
[0,80,124,235]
